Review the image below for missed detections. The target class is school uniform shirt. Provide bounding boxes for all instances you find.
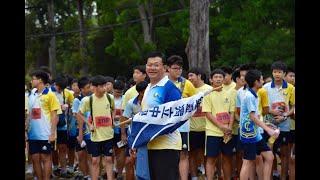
[28,87,61,140]
[72,94,91,140]
[80,94,114,142]
[239,88,263,143]
[122,85,138,110]
[55,89,74,131]
[190,84,212,132]
[262,80,295,132]
[142,76,182,150]
[202,89,235,137]
[172,77,196,132]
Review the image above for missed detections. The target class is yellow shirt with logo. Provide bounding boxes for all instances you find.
[56,89,74,115]
[190,84,212,132]
[122,85,138,110]
[80,94,114,142]
[202,89,235,137]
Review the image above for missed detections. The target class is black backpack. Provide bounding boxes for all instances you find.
[57,90,69,128]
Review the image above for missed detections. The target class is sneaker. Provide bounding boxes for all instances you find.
[25,164,33,174]
[53,167,61,177]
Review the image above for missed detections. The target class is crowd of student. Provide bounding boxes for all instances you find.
[25,51,295,180]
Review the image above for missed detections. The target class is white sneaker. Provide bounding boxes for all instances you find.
[26,164,33,174]
[198,164,205,175]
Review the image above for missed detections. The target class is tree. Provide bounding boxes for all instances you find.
[77,0,88,75]
[47,0,57,78]
[186,0,211,77]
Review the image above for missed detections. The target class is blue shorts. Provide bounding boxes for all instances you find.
[232,135,243,152]
[180,132,189,151]
[91,139,114,157]
[84,139,93,155]
[205,136,234,157]
[28,140,53,155]
[189,131,205,151]
[288,130,295,144]
[57,130,68,144]
[67,136,77,149]
[242,139,271,160]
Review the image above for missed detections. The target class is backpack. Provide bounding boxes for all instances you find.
[89,93,114,128]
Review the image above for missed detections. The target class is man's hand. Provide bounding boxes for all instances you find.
[121,133,127,143]
[266,128,280,139]
[129,148,137,159]
[77,135,83,144]
[49,133,56,142]
[219,125,232,134]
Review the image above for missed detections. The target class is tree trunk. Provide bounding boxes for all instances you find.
[137,0,153,43]
[77,0,88,75]
[186,0,211,78]
[47,0,56,78]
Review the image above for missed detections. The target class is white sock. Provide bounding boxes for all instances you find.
[191,177,198,180]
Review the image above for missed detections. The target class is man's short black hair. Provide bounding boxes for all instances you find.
[167,55,183,67]
[232,69,241,82]
[55,75,68,89]
[91,75,107,86]
[271,61,287,72]
[31,70,49,85]
[115,76,127,84]
[188,67,206,81]
[78,76,90,89]
[113,80,125,90]
[136,81,149,93]
[286,67,295,74]
[71,79,78,85]
[221,66,233,75]
[245,69,262,88]
[210,69,225,78]
[104,76,115,85]
[145,51,167,65]
[133,65,146,74]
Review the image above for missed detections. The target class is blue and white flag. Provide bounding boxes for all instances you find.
[128,87,213,149]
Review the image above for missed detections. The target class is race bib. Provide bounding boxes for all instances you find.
[115,109,122,118]
[95,116,112,127]
[31,108,41,119]
[271,102,288,113]
[216,112,230,124]
[193,106,206,117]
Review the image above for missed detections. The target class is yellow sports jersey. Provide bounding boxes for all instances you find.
[80,94,114,142]
[55,89,74,115]
[229,88,238,135]
[223,81,236,92]
[190,84,212,132]
[202,89,235,137]
[173,78,196,98]
[257,88,269,120]
[121,85,138,110]
[262,81,295,131]
[28,88,61,140]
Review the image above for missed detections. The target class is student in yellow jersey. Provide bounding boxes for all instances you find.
[27,70,60,180]
[202,69,235,180]
[261,61,295,180]
[167,55,197,180]
[284,68,295,180]
[187,68,212,180]
[78,75,115,180]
